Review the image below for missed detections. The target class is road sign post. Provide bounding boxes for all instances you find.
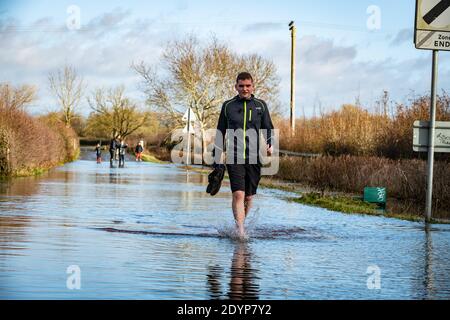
[414,0,449,221]
[186,107,191,165]
[182,107,197,166]
[425,50,438,222]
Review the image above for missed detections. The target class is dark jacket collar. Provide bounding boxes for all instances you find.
[235,94,255,101]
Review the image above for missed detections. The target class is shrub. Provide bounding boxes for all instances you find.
[0,103,79,177]
[275,155,449,216]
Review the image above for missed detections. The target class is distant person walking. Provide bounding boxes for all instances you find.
[109,136,119,167]
[118,140,128,168]
[135,141,144,162]
[95,143,102,164]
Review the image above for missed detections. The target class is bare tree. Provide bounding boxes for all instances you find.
[87,86,149,139]
[0,83,36,110]
[48,65,84,127]
[132,35,280,153]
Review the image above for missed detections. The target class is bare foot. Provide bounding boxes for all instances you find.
[235,226,248,241]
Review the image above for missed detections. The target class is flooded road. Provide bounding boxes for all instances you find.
[1,148,450,299]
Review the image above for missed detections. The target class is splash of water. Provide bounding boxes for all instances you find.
[243,207,260,238]
[216,224,250,242]
[216,207,261,242]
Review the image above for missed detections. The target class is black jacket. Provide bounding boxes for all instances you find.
[109,139,118,151]
[213,95,274,164]
[135,145,143,153]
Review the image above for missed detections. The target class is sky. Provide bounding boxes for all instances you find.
[0,0,449,118]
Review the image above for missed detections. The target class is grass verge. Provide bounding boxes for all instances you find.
[288,192,381,215]
[287,192,448,224]
[141,152,169,164]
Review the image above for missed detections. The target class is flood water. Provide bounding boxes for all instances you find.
[1,148,450,299]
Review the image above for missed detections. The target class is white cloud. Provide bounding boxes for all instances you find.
[0,10,167,115]
[390,28,414,46]
[267,34,448,117]
[1,9,449,119]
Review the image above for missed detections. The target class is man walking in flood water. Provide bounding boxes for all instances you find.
[213,72,274,238]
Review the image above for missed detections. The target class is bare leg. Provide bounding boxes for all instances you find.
[244,195,253,218]
[232,191,246,237]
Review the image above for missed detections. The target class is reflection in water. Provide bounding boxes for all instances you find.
[109,170,116,184]
[207,243,260,300]
[207,264,223,299]
[0,215,32,252]
[95,172,102,185]
[0,176,40,196]
[108,170,125,184]
[424,224,435,299]
[410,223,450,300]
[228,242,260,300]
[179,170,209,211]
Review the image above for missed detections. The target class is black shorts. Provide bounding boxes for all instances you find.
[226,164,261,196]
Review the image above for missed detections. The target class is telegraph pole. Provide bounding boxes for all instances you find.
[289,21,296,136]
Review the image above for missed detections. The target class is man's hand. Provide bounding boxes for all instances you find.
[267,145,273,156]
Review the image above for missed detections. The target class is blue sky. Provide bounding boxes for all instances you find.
[1,0,449,117]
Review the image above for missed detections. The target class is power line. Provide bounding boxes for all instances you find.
[0,19,403,34]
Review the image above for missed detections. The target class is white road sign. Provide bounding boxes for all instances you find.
[413,120,450,152]
[182,122,195,133]
[415,0,450,50]
[182,108,197,122]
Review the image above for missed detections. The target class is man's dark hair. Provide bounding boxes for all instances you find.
[236,72,253,83]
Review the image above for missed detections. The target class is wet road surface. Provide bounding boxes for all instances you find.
[0,148,449,299]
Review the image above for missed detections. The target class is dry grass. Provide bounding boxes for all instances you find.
[276,155,450,217]
[277,92,450,159]
[273,92,450,217]
[146,146,172,162]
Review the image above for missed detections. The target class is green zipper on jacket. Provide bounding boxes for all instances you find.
[249,109,252,122]
[243,101,247,160]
